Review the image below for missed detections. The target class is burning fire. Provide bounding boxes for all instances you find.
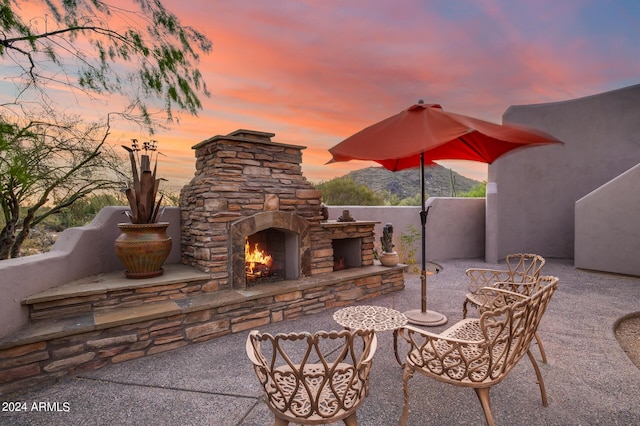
[245,237,273,276]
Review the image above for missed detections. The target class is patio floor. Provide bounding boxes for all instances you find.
[2,258,639,425]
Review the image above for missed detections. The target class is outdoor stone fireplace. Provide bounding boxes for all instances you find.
[0,129,407,394]
[179,129,381,291]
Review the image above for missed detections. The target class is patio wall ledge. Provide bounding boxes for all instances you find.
[0,206,181,337]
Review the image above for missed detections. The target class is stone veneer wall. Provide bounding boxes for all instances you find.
[26,279,214,321]
[180,130,324,286]
[316,222,377,268]
[0,267,404,395]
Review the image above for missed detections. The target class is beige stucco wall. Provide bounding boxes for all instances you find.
[575,163,640,276]
[487,84,640,264]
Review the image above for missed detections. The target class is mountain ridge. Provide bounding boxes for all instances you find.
[342,165,482,199]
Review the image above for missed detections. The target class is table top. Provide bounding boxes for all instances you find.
[333,305,408,332]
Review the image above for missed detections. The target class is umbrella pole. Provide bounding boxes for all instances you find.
[404,153,448,327]
[420,154,427,313]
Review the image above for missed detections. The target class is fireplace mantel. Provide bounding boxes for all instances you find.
[319,220,380,228]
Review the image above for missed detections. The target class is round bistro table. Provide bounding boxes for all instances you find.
[333,305,408,365]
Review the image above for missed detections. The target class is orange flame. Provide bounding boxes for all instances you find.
[245,237,273,274]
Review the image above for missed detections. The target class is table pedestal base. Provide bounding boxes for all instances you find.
[404,309,447,327]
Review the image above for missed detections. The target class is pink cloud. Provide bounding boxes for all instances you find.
[160,0,638,185]
[4,0,640,188]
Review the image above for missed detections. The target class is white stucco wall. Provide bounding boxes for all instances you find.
[487,84,640,263]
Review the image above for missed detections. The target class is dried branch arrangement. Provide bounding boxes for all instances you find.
[121,139,164,223]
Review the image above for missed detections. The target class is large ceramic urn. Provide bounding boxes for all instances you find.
[379,251,400,267]
[114,222,172,279]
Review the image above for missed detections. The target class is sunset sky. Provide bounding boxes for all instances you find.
[4,1,640,189]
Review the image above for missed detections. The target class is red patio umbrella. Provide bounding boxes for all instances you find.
[328,101,562,326]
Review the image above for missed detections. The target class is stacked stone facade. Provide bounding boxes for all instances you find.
[0,266,404,394]
[179,129,377,290]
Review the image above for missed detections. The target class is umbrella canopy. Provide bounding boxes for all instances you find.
[328,101,562,326]
[328,102,562,171]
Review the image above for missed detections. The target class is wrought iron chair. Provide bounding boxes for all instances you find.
[398,276,559,426]
[463,253,548,362]
[246,329,377,425]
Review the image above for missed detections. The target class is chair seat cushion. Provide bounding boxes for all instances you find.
[465,292,484,309]
[407,319,513,384]
[441,318,485,341]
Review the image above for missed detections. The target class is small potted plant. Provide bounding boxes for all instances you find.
[114,139,172,278]
[379,223,400,266]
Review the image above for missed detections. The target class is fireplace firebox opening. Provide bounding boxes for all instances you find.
[245,229,299,285]
[245,228,299,286]
[229,211,311,289]
[332,238,362,271]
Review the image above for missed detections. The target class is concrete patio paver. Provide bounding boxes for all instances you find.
[1,258,639,425]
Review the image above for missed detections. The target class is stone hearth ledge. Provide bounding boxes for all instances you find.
[0,264,405,350]
[22,264,211,305]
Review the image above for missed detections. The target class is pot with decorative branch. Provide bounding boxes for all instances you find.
[379,222,400,267]
[114,139,172,279]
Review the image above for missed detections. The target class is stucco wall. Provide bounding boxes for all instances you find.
[327,197,486,263]
[575,163,640,276]
[487,84,640,262]
[0,207,181,336]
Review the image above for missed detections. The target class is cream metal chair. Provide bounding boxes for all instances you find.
[398,276,559,426]
[246,329,377,426]
[463,253,548,363]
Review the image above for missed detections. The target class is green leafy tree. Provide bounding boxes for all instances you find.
[397,192,426,206]
[398,225,421,272]
[0,113,124,259]
[0,0,212,258]
[459,182,487,197]
[56,193,125,229]
[316,177,385,206]
[0,0,211,126]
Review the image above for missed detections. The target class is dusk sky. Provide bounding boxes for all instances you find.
[5,1,640,188]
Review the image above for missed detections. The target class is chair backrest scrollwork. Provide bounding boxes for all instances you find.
[246,329,377,424]
[505,253,546,283]
[479,275,558,380]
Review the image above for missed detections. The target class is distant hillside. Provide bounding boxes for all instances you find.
[344,165,482,198]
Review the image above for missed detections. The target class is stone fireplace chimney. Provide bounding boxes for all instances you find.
[180,130,327,290]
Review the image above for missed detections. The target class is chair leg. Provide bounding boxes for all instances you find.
[526,349,548,406]
[399,366,415,426]
[474,387,495,426]
[462,299,469,319]
[274,416,289,426]
[393,330,405,368]
[343,412,358,426]
[534,331,547,364]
